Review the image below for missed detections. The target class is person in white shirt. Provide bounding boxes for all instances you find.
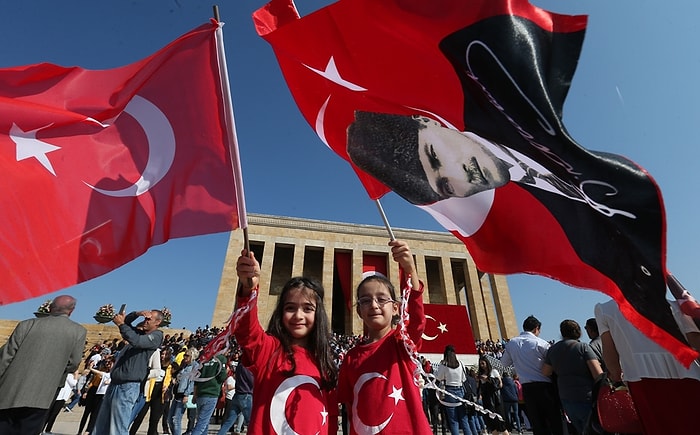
[595,299,700,434]
[500,316,563,435]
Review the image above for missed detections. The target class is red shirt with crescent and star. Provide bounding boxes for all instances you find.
[234,295,335,435]
[337,278,432,435]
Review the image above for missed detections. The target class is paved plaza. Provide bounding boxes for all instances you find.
[45,408,536,435]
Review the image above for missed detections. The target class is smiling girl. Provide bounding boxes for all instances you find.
[337,240,432,434]
[234,250,337,435]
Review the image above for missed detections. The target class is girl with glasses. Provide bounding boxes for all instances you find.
[337,240,432,434]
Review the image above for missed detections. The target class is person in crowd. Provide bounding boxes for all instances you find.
[584,318,605,371]
[235,248,338,434]
[337,240,432,434]
[542,319,603,434]
[501,372,522,435]
[595,299,700,434]
[43,368,80,433]
[167,347,198,435]
[217,362,254,435]
[79,358,113,434]
[131,347,173,435]
[219,361,237,430]
[129,348,162,432]
[190,353,228,435]
[512,373,530,432]
[0,295,87,435]
[87,347,112,371]
[162,353,175,435]
[477,356,509,435]
[65,368,90,412]
[421,356,441,433]
[465,368,483,435]
[436,345,474,435]
[500,316,564,435]
[93,309,164,435]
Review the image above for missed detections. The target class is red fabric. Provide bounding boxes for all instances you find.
[0,21,237,304]
[334,251,353,310]
[253,0,697,366]
[234,296,334,435]
[337,283,431,434]
[362,253,388,277]
[628,377,700,435]
[253,0,586,199]
[421,304,477,355]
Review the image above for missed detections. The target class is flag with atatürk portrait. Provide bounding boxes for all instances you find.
[0,21,239,305]
[254,0,698,365]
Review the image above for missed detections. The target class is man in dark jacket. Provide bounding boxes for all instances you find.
[93,309,163,435]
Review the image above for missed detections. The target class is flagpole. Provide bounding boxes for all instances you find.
[374,199,396,241]
[213,5,253,286]
[667,273,686,299]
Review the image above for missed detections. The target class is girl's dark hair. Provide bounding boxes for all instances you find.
[478,356,493,375]
[355,274,400,325]
[267,276,338,390]
[442,345,460,369]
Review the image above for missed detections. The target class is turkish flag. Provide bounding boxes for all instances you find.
[253,0,698,365]
[0,21,238,304]
[421,304,476,355]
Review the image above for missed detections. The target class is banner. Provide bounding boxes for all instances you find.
[0,21,238,304]
[254,0,697,365]
[422,304,477,355]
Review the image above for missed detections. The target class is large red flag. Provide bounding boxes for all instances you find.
[0,21,238,304]
[253,0,698,365]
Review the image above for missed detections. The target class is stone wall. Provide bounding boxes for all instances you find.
[0,319,188,358]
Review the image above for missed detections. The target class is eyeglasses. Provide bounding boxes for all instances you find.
[357,296,396,308]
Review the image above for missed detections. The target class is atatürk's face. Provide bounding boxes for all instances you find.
[416,116,511,198]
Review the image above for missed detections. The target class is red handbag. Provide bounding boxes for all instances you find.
[596,379,644,434]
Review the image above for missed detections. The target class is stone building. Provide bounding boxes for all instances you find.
[212,214,518,342]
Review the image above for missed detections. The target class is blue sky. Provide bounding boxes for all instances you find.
[2,0,699,342]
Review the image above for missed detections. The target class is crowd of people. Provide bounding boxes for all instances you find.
[1,240,699,435]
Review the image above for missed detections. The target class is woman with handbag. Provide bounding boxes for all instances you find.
[595,298,700,434]
[436,345,475,435]
[477,357,509,435]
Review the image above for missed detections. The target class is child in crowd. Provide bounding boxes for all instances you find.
[337,239,432,434]
[235,249,338,434]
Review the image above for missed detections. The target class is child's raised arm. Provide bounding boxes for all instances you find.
[389,239,420,290]
[236,250,260,298]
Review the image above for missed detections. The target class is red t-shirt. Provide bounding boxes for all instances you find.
[234,296,335,435]
[337,279,432,434]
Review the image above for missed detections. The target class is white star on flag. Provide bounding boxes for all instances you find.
[388,386,404,405]
[303,56,367,91]
[10,123,60,176]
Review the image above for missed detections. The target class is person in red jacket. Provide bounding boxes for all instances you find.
[235,250,337,434]
[337,240,432,434]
